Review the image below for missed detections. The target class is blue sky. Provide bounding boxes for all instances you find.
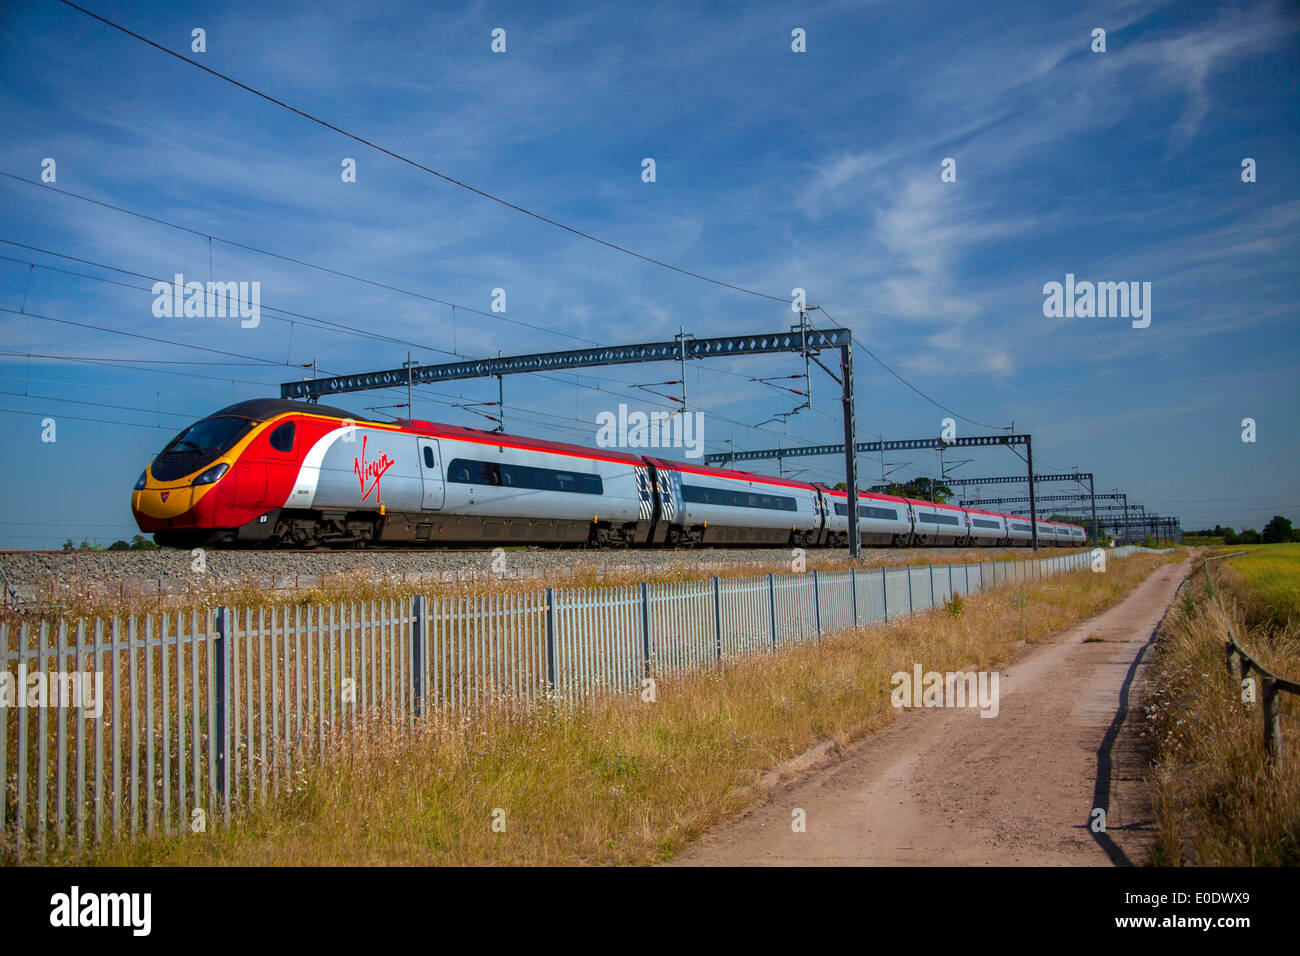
[0,0,1297,548]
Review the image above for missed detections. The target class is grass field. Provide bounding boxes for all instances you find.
[1223,542,1300,628]
[1148,544,1300,865]
[56,549,1181,866]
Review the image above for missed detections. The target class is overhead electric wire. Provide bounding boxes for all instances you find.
[3,7,1036,480]
[816,306,1008,429]
[3,291,832,458]
[0,169,801,404]
[1,177,837,445]
[0,243,461,360]
[0,405,168,430]
[0,175,599,345]
[0,389,193,419]
[0,369,231,402]
[2,241,829,449]
[0,348,272,367]
[8,21,973,456]
[0,350,307,393]
[0,305,294,367]
[53,1,789,305]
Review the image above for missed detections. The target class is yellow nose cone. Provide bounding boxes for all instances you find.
[133,486,195,519]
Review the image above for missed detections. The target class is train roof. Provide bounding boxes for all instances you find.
[820,487,910,504]
[207,398,364,422]
[964,508,1013,519]
[399,419,646,465]
[646,458,819,491]
[906,498,964,511]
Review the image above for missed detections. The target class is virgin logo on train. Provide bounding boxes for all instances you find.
[353,435,395,503]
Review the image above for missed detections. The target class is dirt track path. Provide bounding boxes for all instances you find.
[674,557,1193,867]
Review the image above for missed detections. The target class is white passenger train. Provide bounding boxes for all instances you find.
[133,399,1088,549]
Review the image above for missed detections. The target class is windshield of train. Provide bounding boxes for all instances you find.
[161,415,255,456]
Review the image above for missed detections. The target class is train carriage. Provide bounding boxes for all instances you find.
[405,421,648,547]
[819,488,915,546]
[908,498,969,547]
[963,508,1010,547]
[645,458,822,548]
[1005,515,1035,547]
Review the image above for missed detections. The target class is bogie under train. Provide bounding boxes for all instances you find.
[131,399,1087,550]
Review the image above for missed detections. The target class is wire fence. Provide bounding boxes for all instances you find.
[1,546,1150,860]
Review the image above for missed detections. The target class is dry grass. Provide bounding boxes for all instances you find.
[1147,551,1300,866]
[55,549,1179,866]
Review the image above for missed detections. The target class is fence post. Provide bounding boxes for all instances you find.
[411,595,424,719]
[1263,678,1283,768]
[929,564,935,608]
[812,569,822,638]
[847,567,858,626]
[768,572,777,649]
[712,576,722,667]
[640,582,651,679]
[881,566,888,622]
[214,607,230,820]
[907,566,914,615]
[544,588,557,691]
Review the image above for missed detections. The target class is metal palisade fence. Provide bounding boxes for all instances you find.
[1,546,1149,860]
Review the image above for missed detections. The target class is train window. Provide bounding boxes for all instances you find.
[834,503,899,520]
[919,512,960,526]
[269,421,295,453]
[423,446,436,469]
[445,458,603,495]
[681,483,797,512]
[161,415,254,456]
[448,460,498,485]
[971,518,1000,529]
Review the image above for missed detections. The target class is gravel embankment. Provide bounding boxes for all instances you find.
[0,545,1075,604]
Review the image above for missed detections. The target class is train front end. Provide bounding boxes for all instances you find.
[131,398,336,548]
[132,402,267,547]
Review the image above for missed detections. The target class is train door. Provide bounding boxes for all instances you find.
[417,438,445,510]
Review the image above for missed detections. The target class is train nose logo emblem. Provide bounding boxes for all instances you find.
[160,492,170,503]
[353,435,395,503]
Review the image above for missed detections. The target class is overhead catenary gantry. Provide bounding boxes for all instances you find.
[933,469,1102,547]
[962,487,1122,547]
[281,324,869,555]
[1008,503,1181,545]
[705,434,1053,550]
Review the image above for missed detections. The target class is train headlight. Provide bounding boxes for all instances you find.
[134,470,148,491]
[192,462,230,486]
